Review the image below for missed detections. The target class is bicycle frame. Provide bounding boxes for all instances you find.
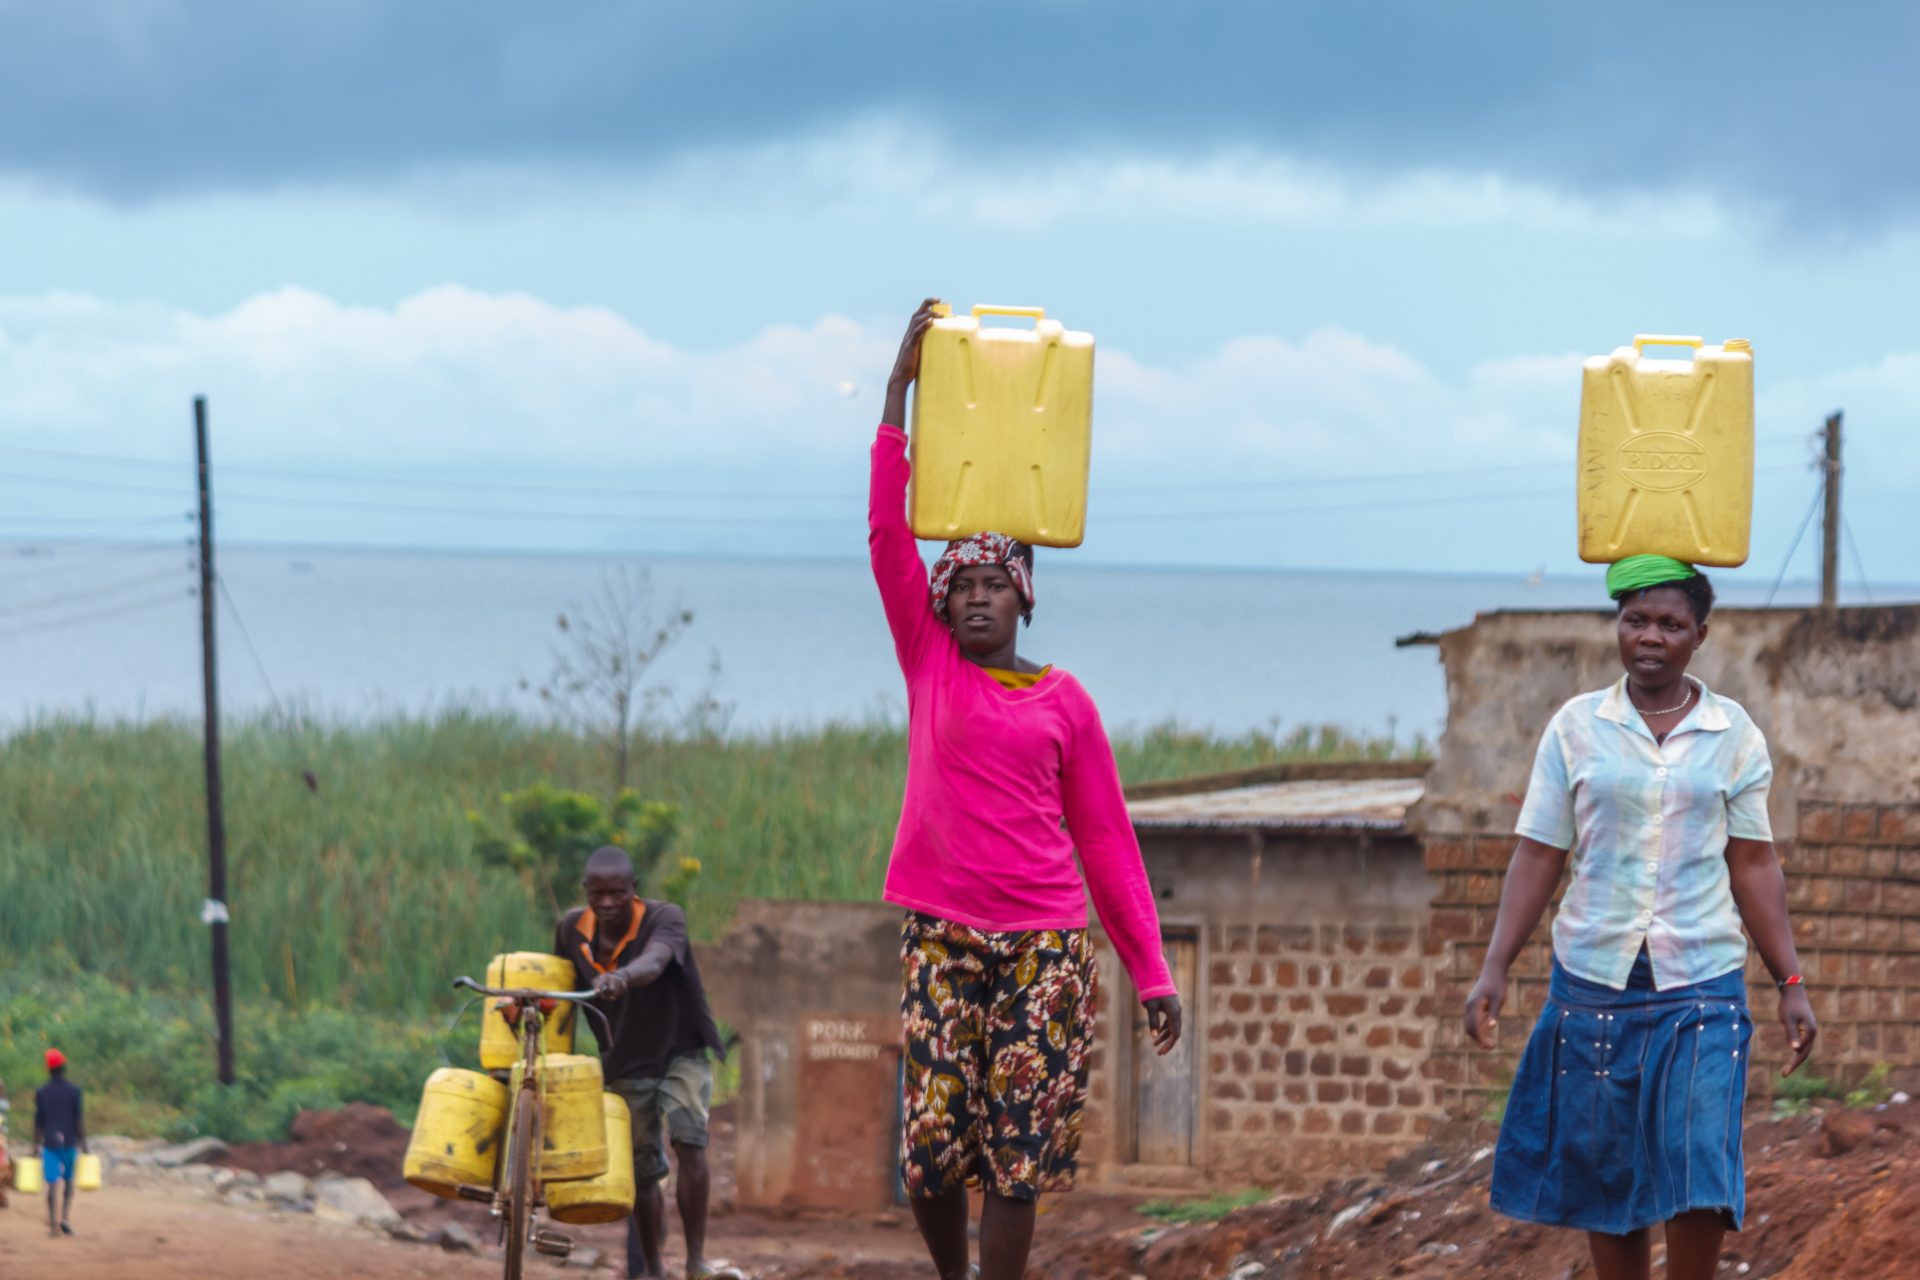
[452,976,612,1276]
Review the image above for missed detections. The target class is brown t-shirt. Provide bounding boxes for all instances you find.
[554,899,724,1082]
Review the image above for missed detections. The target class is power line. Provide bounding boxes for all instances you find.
[1097,432,1816,496]
[0,457,1817,528]
[1842,514,1873,604]
[1102,482,1569,522]
[0,541,185,589]
[0,511,193,528]
[0,430,1825,505]
[1767,479,1826,607]
[1099,461,1810,522]
[215,574,286,713]
[0,588,192,642]
[0,470,193,498]
[2,566,196,620]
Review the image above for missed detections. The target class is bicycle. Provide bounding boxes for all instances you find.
[451,974,611,1280]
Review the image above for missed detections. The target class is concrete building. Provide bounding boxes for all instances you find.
[705,604,1920,1207]
[1079,761,1434,1191]
[702,900,906,1212]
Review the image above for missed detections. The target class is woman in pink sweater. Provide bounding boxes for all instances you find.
[873,300,1183,1280]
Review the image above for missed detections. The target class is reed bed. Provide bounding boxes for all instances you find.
[0,710,1418,1015]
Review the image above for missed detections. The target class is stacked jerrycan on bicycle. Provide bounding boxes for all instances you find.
[402,952,636,1275]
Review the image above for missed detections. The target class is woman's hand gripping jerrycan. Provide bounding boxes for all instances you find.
[909,303,1094,549]
[1577,335,1754,568]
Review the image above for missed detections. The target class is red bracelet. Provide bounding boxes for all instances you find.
[1776,974,1803,990]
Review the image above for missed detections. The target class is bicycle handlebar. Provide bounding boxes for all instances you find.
[452,975,602,1002]
[452,974,618,1046]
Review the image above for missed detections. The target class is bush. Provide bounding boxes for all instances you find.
[0,969,454,1142]
[470,782,679,914]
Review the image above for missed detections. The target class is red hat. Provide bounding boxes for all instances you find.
[45,1049,66,1070]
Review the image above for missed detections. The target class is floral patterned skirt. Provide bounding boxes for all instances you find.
[898,912,1098,1201]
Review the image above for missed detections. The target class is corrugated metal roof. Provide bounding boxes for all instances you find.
[1127,776,1425,833]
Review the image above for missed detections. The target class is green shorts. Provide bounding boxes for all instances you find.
[612,1053,713,1186]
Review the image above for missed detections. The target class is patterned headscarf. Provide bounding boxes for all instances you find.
[928,532,1035,621]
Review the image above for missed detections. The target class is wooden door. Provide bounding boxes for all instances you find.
[1132,933,1198,1165]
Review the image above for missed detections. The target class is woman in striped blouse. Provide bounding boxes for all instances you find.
[1465,556,1818,1280]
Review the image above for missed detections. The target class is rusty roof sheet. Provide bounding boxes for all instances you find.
[1127,776,1425,833]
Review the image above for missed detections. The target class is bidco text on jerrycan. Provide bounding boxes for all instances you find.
[1577,335,1754,567]
[910,303,1094,549]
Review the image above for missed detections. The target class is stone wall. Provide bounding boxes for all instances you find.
[1414,605,1920,1118]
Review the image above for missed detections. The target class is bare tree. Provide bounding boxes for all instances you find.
[535,566,693,796]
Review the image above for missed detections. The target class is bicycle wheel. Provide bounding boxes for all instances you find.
[502,1088,536,1280]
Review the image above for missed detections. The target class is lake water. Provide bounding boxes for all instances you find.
[0,542,1896,739]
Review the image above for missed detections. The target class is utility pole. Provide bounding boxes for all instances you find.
[195,396,235,1085]
[1821,411,1843,614]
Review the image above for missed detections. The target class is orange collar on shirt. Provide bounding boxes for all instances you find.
[575,898,646,974]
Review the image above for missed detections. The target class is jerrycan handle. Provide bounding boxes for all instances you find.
[971,305,1047,324]
[1632,334,1703,353]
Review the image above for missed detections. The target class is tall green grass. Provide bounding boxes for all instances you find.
[0,711,1417,1016]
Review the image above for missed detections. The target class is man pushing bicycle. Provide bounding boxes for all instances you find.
[556,846,738,1280]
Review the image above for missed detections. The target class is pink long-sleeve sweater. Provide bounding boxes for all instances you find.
[868,424,1175,1000]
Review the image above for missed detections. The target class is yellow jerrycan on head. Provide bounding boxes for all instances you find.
[506,1053,608,1183]
[403,1067,510,1199]
[910,303,1094,549]
[545,1092,636,1224]
[478,951,578,1070]
[1577,335,1754,567]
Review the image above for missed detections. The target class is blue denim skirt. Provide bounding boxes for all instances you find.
[1489,949,1752,1234]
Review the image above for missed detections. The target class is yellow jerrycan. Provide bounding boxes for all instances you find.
[13,1155,44,1195]
[74,1153,103,1191]
[403,1067,510,1199]
[478,951,578,1070]
[910,303,1094,548]
[1577,335,1754,567]
[546,1092,637,1225]
[506,1054,608,1182]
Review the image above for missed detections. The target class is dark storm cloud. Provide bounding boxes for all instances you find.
[3,0,1912,229]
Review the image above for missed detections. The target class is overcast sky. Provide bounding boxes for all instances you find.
[2,1,1916,585]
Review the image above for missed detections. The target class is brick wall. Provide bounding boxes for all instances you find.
[1422,834,1555,1119]
[1777,801,1920,1084]
[1202,920,1442,1184]
[1078,828,1440,1189]
[1423,802,1920,1121]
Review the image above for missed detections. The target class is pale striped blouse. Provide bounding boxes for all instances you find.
[1515,676,1773,990]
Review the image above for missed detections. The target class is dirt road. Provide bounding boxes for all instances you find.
[0,1185,504,1280]
[21,1100,1912,1278]
[0,1181,933,1279]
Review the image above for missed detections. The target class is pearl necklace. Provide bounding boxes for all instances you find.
[1632,680,1694,718]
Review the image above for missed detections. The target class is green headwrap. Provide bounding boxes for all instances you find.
[1606,554,1699,600]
